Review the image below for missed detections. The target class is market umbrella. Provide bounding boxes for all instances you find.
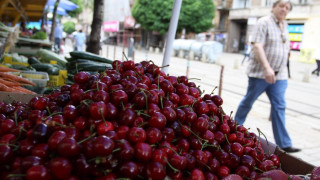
[46,0,79,11]
[48,6,68,16]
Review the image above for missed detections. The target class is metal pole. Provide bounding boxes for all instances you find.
[113,45,116,60]
[106,46,109,58]
[162,0,182,74]
[218,65,224,97]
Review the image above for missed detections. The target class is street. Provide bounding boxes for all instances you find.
[63,42,320,166]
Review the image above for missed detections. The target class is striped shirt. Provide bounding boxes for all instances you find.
[247,14,290,80]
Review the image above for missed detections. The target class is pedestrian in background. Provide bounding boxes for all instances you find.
[234,0,300,153]
[312,48,320,76]
[74,29,86,51]
[241,42,252,64]
[54,23,63,54]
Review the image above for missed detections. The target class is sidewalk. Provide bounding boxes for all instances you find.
[68,44,320,167]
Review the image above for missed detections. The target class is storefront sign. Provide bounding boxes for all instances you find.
[124,16,135,28]
[103,21,119,32]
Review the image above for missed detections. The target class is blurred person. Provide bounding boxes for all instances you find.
[234,0,301,153]
[241,42,252,64]
[54,23,63,53]
[74,29,86,51]
[312,48,320,76]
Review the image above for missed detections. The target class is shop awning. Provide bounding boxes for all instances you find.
[46,0,78,12]
[0,0,48,25]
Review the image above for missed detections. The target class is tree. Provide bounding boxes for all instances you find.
[86,0,103,54]
[132,0,215,35]
[49,0,61,42]
[63,21,76,34]
[68,0,83,18]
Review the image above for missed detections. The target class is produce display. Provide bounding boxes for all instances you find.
[0,59,318,179]
[0,67,36,94]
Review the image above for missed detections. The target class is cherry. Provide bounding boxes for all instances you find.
[119,161,139,179]
[31,144,49,159]
[148,112,167,130]
[57,137,79,157]
[50,157,72,179]
[146,127,162,144]
[92,90,110,103]
[212,95,223,106]
[127,127,146,143]
[235,165,250,178]
[119,108,136,126]
[0,118,15,134]
[48,130,67,151]
[93,135,115,157]
[97,121,114,135]
[146,162,166,180]
[26,165,50,180]
[231,142,244,157]
[74,71,91,84]
[208,158,220,173]
[89,101,107,120]
[30,96,49,110]
[269,154,280,167]
[193,116,209,133]
[190,169,205,180]
[176,138,190,153]
[152,148,167,165]
[217,165,230,178]
[0,144,13,164]
[241,155,256,170]
[134,142,152,161]
[111,90,128,106]
[169,154,187,170]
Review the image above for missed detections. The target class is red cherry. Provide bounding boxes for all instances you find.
[74,71,90,84]
[148,112,167,130]
[127,127,146,143]
[146,162,166,180]
[190,169,205,180]
[89,101,107,120]
[217,165,230,178]
[93,135,115,156]
[26,165,50,180]
[119,161,139,179]
[135,142,152,161]
[50,157,72,179]
[97,121,114,135]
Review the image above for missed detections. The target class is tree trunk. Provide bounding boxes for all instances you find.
[86,0,104,54]
[49,0,60,42]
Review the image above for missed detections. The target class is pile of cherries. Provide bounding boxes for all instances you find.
[0,60,285,179]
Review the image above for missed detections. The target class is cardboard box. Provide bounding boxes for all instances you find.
[0,92,39,104]
[260,138,315,175]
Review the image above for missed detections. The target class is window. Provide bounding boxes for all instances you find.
[232,0,251,9]
[218,13,227,30]
[264,0,272,7]
[289,0,309,4]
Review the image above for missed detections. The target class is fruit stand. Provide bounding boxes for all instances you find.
[0,56,319,179]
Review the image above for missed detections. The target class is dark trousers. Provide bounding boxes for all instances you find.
[312,59,320,76]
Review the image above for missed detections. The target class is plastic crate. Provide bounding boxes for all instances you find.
[10,71,49,87]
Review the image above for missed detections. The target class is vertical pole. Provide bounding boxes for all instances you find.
[218,65,224,96]
[162,0,182,74]
[106,46,109,58]
[186,58,190,78]
[122,46,125,60]
[113,45,116,60]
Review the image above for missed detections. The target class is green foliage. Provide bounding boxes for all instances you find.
[67,0,83,18]
[132,0,215,34]
[31,31,48,40]
[63,21,76,34]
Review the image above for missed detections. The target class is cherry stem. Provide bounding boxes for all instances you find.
[123,52,129,61]
[161,144,179,156]
[140,90,148,111]
[0,143,19,148]
[164,158,179,173]
[7,174,26,178]
[224,134,231,145]
[99,107,108,127]
[138,122,148,128]
[257,128,269,146]
[41,112,63,121]
[135,110,150,117]
[177,120,207,144]
[188,78,201,81]
[160,97,163,109]
[96,80,100,91]
[46,106,52,115]
[77,132,97,145]
[254,166,265,173]
[211,86,218,94]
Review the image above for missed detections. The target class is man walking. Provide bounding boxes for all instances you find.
[74,29,86,51]
[235,0,300,153]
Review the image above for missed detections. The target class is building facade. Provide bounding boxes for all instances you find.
[216,0,320,61]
